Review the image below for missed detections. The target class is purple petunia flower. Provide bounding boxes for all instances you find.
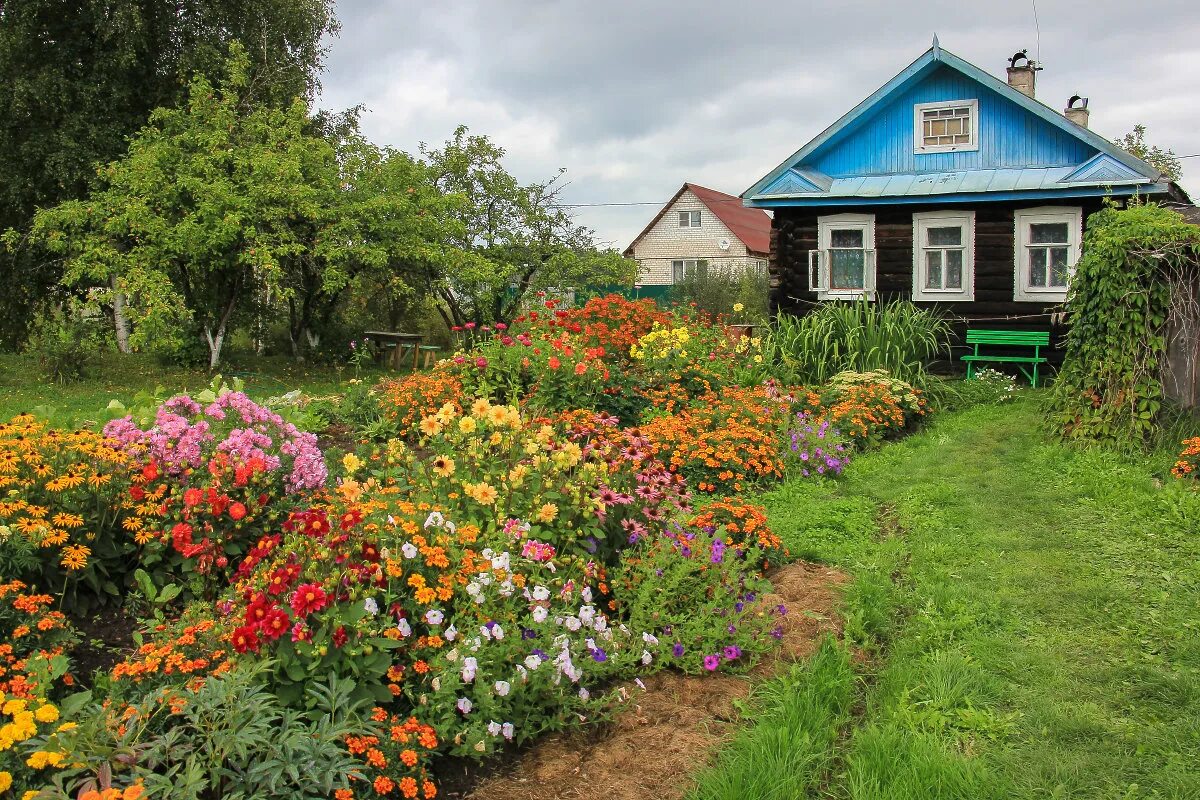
[723,645,742,661]
[703,654,720,671]
[672,642,685,657]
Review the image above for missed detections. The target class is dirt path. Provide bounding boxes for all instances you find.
[467,560,848,800]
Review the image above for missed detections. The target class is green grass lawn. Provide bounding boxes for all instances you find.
[0,352,394,425]
[691,397,1200,800]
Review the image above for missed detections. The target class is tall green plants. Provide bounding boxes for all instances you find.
[1048,203,1200,446]
[770,300,951,386]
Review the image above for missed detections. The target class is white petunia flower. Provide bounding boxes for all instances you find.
[494,680,511,697]
[363,598,379,616]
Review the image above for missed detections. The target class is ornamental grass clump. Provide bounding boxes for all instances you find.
[772,299,951,386]
[104,391,326,596]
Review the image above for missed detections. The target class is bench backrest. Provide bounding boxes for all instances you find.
[966,329,1049,346]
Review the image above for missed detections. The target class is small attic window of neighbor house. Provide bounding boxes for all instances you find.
[914,100,979,153]
[678,210,701,227]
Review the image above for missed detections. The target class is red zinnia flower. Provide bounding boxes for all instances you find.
[332,625,349,648]
[259,608,290,641]
[183,488,203,507]
[290,583,329,617]
[232,624,261,654]
[228,502,247,521]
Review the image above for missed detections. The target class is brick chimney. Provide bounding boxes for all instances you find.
[1006,50,1038,98]
[1064,95,1090,128]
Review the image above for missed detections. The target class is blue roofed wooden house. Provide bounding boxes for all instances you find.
[742,39,1189,354]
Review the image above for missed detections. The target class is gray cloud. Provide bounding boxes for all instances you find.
[320,0,1200,250]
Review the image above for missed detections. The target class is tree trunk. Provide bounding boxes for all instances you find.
[204,296,238,371]
[111,276,131,354]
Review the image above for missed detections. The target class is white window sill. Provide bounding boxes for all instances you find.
[1014,290,1068,303]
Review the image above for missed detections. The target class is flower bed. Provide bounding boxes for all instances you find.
[0,301,937,798]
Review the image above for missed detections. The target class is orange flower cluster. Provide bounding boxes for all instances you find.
[0,580,76,701]
[79,784,145,800]
[641,385,805,494]
[554,294,671,356]
[1172,436,1200,481]
[686,499,783,561]
[821,383,912,442]
[0,414,130,576]
[343,710,439,799]
[377,369,464,436]
[110,617,232,688]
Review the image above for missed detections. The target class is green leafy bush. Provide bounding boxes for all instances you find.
[1048,203,1200,446]
[24,305,106,384]
[670,267,769,323]
[929,369,1018,411]
[46,665,365,799]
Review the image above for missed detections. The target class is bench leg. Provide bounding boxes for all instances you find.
[1032,361,1039,389]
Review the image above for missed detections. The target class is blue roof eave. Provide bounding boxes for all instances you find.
[746,181,1173,208]
[742,45,1164,202]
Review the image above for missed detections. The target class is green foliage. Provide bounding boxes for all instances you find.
[1115,125,1183,182]
[612,530,777,675]
[47,665,364,799]
[23,304,106,383]
[1048,203,1200,445]
[772,299,951,387]
[925,370,1018,412]
[669,267,769,323]
[0,0,338,349]
[418,126,636,326]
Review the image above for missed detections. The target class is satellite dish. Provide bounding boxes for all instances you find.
[717,237,731,251]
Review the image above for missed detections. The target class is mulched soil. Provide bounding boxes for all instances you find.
[68,606,139,685]
[457,560,849,800]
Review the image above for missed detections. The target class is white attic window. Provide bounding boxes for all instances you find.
[678,210,701,227]
[914,100,979,154]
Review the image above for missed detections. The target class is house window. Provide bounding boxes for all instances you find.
[913,100,979,153]
[672,259,708,283]
[811,214,875,299]
[1014,207,1082,302]
[754,259,768,275]
[912,211,974,301]
[678,210,701,227]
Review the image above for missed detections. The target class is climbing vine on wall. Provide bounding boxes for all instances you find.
[1048,202,1200,446]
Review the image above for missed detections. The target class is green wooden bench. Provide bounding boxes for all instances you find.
[960,329,1050,387]
[419,345,443,369]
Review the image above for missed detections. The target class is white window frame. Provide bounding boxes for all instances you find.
[678,210,701,227]
[671,258,708,283]
[1013,206,1082,303]
[912,210,975,301]
[813,213,876,300]
[914,99,979,154]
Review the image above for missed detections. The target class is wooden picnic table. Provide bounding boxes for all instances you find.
[363,331,424,370]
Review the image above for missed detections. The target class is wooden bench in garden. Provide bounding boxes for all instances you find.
[960,329,1050,387]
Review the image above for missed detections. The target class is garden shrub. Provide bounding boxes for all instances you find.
[0,416,134,611]
[819,371,927,446]
[104,391,327,597]
[1048,203,1200,446]
[23,305,106,384]
[668,267,770,325]
[45,664,366,800]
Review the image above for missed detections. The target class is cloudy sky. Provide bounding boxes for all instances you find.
[318,0,1200,251]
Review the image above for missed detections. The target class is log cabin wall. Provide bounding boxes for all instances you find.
[769,198,1108,370]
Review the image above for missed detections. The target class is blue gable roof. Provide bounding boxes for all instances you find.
[744,43,1168,206]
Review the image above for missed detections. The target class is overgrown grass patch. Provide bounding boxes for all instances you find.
[709,397,1200,799]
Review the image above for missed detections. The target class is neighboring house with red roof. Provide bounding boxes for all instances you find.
[622,183,772,286]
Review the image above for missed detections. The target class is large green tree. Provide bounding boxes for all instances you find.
[0,0,338,347]
[26,49,332,369]
[419,126,635,327]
